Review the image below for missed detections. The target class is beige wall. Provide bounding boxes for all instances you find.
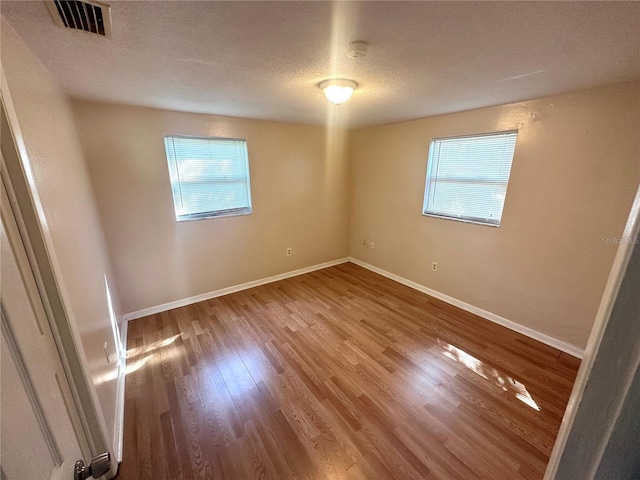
[1,19,122,454]
[72,101,351,314]
[73,84,639,351]
[349,83,640,350]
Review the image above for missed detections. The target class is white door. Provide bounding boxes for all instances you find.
[0,177,88,480]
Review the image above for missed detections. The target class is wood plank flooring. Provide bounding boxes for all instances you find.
[117,262,580,480]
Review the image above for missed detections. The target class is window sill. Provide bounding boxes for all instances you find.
[422,212,501,228]
[176,208,252,222]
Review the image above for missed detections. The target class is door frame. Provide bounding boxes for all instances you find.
[0,70,111,470]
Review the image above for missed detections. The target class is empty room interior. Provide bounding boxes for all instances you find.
[1,1,639,480]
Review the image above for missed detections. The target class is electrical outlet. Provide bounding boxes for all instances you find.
[286,247,293,256]
[432,262,438,272]
[369,241,375,250]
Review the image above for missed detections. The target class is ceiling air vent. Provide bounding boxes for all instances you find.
[46,0,112,38]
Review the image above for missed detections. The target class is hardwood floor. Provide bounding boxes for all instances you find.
[117,262,580,480]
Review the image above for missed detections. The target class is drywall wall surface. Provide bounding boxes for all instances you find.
[349,82,640,349]
[594,365,640,479]
[72,101,351,314]
[1,18,123,452]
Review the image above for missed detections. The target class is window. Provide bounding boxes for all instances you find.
[422,131,518,226]
[164,135,252,221]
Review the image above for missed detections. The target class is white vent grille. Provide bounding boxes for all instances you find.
[46,0,112,37]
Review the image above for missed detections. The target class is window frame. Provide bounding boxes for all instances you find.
[164,134,253,222]
[421,130,518,227]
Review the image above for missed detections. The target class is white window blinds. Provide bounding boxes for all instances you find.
[164,135,252,221]
[422,131,518,226]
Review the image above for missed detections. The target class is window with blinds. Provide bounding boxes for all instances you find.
[164,135,252,221]
[422,131,518,226]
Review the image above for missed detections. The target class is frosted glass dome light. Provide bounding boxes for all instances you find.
[319,79,357,105]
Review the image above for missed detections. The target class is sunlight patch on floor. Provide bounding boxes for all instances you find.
[126,334,180,359]
[438,340,541,411]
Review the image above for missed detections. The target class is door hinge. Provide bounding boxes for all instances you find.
[74,452,110,480]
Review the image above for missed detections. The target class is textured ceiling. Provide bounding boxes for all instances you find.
[2,1,639,128]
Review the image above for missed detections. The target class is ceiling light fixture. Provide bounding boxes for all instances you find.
[319,79,357,106]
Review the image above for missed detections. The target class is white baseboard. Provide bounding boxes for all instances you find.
[113,316,127,464]
[123,257,350,322]
[349,257,585,359]
[121,255,584,359]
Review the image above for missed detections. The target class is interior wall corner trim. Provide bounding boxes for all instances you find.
[348,257,585,359]
[122,257,351,322]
